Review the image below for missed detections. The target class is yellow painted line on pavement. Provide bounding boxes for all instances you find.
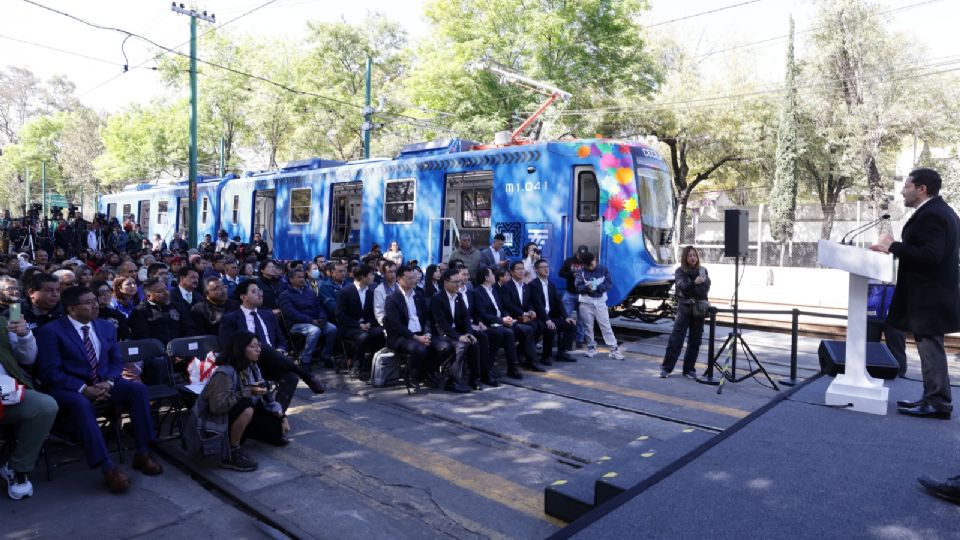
[529,370,750,419]
[287,405,565,527]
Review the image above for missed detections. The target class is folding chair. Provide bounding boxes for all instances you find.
[120,338,182,438]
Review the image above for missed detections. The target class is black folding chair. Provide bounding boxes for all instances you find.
[120,338,183,438]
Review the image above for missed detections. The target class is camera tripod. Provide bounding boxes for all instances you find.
[698,254,779,394]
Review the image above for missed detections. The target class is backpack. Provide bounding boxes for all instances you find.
[371,348,402,388]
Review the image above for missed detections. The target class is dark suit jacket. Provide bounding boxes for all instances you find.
[499,280,533,319]
[218,307,287,351]
[383,288,430,350]
[430,291,471,339]
[37,317,123,393]
[528,278,569,320]
[336,283,378,332]
[471,286,507,327]
[888,196,960,334]
[129,300,195,345]
[169,286,201,309]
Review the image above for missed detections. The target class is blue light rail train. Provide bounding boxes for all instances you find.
[100,137,677,315]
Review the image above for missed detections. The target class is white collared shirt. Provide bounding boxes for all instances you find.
[538,277,550,313]
[513,279,525,303]
[240,306,272,347]
[68,316,100,359]
[179,286,193,304]
[356,281,368,310]
[401,286,421,333]
[482,284,501,318]
[447,290,458,319]
[459,286,470,309]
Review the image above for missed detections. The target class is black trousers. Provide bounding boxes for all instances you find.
[510,322,537,364]
[866,320,907,376]
[228,398,284,445]
[257,347,305,408]
[342,326,386,370]
[915,333,952,412]
[480,325,516,377]
[662,304,704,374]
[541,317,575,358]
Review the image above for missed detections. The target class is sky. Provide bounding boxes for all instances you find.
[1,0,958,114]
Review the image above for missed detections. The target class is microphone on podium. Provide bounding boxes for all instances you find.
[840,214,891,245]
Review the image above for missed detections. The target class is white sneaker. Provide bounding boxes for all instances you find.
[586,346,597,358]
[2,463,33,500]
[609,347,625,360]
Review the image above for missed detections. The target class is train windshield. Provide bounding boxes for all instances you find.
[636,168,675,264]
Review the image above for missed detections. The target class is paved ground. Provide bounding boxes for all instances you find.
[3,321,957,539]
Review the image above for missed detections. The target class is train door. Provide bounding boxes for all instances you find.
[138,200,150,234]
[572,166,601,257]
[329,182,362,258]
[178,198,189,238]
[254,189,276,249]
[442,171,493,261]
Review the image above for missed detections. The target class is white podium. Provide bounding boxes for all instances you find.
[817,240,896,414]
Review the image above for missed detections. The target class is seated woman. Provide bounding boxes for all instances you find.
[184,331,296,472]
[109,276,139,318]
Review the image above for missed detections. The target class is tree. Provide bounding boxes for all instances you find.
[0,112,66,212]
[769,16,801,265]
[0,67,80,146]
[406,0,661,141]
[60,108,106,202]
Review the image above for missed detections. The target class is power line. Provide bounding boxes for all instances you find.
[26,0,363,111]
[645,0,764,28]
[0,32,125,66]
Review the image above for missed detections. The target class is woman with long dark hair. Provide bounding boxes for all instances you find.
[660,246,711,379]
[185,332,292,472]
[423,264,442,297]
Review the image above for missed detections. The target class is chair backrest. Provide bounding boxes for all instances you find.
[167,335,220,359]
[119,339,167,364]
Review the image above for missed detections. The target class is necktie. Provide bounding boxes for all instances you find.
[250,311,271,347]
[81,325,100,383]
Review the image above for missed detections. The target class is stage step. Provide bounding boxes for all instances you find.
[544,427,715,523]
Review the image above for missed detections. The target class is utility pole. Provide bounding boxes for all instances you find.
[362,56,373,159]
[41,161,46,219]
[171,2,215,248]
[23,167,29,217]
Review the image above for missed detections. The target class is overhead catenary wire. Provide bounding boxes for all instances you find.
[644,0,764,28]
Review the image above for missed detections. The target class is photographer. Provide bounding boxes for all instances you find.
[185,331,295,472]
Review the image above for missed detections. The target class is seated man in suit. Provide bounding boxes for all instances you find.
[169,267,201,310]
[498,261,545,372]
[220,281,324,403]
[429,268,477,393]
[36,286,163,494]
[384,265,453,385]
[454,266,493,387]
[336,264,385,378]
[529,259,576,363]
[471,266,521,381]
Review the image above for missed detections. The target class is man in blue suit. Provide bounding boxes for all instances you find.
[37,286,163,494]
[219,280,324,402]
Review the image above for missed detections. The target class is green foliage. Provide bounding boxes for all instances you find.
[406,0,661,140]
[769,17,801,244]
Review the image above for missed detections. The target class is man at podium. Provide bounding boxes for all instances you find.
[871,168,959,420]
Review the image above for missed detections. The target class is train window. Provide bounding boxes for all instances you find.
[107,203,117,220]
[290,188,312,224]
[384,178,416,223]
[232,195,240,224]
[462,189,491,228]
[122,204,131,216]
[201,197,209,225]
[157,201,169,225]
[577,171,599,222]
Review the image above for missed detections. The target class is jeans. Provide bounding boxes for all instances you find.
[661,304,704,374]
[290,322,338,364]
[562,292,585,343]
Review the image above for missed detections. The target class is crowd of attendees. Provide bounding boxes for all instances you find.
[0,221,624,500]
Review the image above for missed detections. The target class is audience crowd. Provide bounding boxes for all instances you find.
[0,221,623,500]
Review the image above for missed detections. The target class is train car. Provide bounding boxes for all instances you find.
[101,137,676,310]
[253,137,675,307]
[100,182,184,241]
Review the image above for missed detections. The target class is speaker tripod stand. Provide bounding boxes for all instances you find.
[698,254,779,394]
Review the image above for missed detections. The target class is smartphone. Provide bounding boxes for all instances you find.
[9,302,20,322]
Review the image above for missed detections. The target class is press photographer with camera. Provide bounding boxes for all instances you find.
[184,331,295,472]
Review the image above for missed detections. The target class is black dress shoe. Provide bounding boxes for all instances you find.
[523,362,546,372]
[918,475,960,504]
[507,367,523,380]
[469,379,482,391]
[272,437,292,447]
[898,403,952,420]
[482,378,501,387]
[556,353,576,362]
[896,399,923,409]
[540,356,553,366]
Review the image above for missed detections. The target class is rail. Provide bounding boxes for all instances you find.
[704,307,848,387]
